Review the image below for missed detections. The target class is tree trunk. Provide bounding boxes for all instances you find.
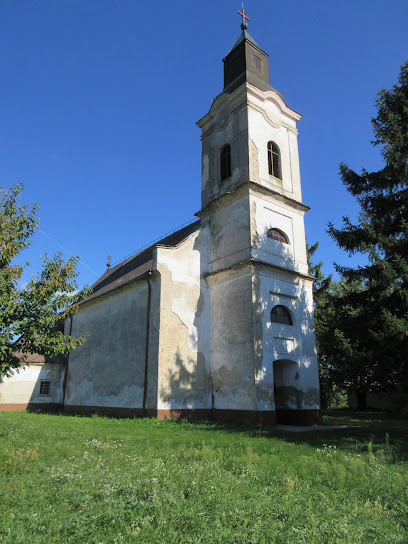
[356,389,368,411]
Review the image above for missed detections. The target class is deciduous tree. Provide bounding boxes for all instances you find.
[0,184,90,380]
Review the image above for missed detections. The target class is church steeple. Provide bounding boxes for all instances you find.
[223,12,272,93]
[196,13,320,428]
[197,18,300,210]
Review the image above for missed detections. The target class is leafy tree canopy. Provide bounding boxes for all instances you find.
[0,184,90,380]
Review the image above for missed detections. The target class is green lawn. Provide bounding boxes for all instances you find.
[1,411,407,543]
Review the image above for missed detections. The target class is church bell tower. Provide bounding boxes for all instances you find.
[197,11,321,426]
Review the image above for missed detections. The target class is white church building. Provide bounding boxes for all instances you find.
[1,21,321,426]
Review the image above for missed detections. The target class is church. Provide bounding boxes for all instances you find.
[0,16,321,426]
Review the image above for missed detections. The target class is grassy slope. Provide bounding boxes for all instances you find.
[0,411,407,544]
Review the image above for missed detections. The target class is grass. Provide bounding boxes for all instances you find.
[0,410,407,543]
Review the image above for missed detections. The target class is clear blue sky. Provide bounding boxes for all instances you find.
[1,0,407,288]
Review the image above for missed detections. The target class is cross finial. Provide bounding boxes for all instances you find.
[238,3,250,30]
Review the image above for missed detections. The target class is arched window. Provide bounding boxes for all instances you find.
[267,228,289,244]
[267,141,281,179]
[220,144,231,181]
[271,305,293,325]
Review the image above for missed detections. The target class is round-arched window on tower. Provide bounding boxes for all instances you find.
[267,141,281,179]
[220,144,231,181]
[271,305,293,325]
[267,228,289,244]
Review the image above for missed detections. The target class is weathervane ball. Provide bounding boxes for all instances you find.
[238,5,250,30]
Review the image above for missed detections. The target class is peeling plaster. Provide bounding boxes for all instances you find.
[249,138,259,183]
[211,197,249,264]
[253,273,264,376]
[65,281,149,409]
[302,387,321,408]
[66,379,144,408]
[156,230,211,410]
[5,67,321,422]
[251,200,260,248]
[218,366,242,387]
[210,273,257,410]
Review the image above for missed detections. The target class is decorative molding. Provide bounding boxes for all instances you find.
[246,83,302,122]
[197,180,309,221]
[204,257,313,286]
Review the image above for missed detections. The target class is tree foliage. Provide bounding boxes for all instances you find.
[0,184,90,380]
[307,241,335,409]
[325,61,408,396]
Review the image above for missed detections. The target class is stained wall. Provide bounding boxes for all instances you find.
[64,281,149,409]
[247,86,302,201]
[254,268,320,412]
[208,266,256,410]
[155,227,211,411]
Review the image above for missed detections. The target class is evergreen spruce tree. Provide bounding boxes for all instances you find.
[327,61,408,402]
[307,242,333,409]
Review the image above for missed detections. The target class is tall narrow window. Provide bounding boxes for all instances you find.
[220,144,231,181]
[271,305,293,325]
[267,141,281,179]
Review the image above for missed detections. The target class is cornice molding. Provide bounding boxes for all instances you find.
[196,85,247,130]
[196,181,310,219]
[247,99,298,134]
[197,82,301,136]
[248,182,310,213]
[246,83,302,122]
[204,257,314,287]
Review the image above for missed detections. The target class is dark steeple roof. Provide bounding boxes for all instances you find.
[226,29,262,56]
[222,29,284,100]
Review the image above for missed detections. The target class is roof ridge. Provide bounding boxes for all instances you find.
[110,218,199,268]
[86,219,201,302]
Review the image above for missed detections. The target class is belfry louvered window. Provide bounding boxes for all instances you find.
[267,141,281,179]
[220,144,231,181]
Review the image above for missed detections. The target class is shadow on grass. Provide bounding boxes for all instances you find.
[275,410,408,462]
[23,406,408,463]
[166,409,408,463]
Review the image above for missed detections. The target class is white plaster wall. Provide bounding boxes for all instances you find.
[199,91,249,209]
[65,281,149,408]
[247,91,302,201]
[251,194,309,276]
[255,272,320,411]
[156,227,211,410]
[210,270,256,411]
[210,194,251,272]
[0,363,65,406]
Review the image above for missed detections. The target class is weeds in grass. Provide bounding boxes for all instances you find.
[0,411,407,543]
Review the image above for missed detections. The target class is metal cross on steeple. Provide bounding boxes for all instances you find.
[238,3,250,30]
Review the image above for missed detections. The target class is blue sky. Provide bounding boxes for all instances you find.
[1,0,407,289]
